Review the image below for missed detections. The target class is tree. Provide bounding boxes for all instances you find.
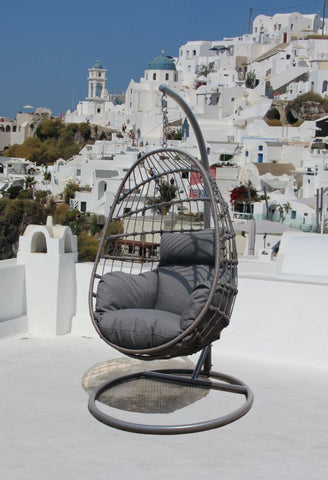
[197,62,216,77]
[4,137,42,161]
[245,70,257,89]
[277,202,291,222]
[149,180,177,215]
[36,118,64,141]
[230,182,259,213]
[6,185,23,199]
[78,232,99,262]
[63,182,80,204]
[79,123,91,141]
[24,175,36,198]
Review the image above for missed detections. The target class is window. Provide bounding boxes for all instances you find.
[193,50,196,56]
[97,108,101,113]
[165,73,169,81]
[245,151,249,157]
[80,201,87,212]
[258,145,263,151]
[153,73,156,80]
[286,54,290,59]
[291,210,296,219]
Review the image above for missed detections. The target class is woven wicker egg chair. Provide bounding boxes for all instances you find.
[87,86,253,434]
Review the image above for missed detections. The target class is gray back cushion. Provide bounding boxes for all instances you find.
[159,229,215,267]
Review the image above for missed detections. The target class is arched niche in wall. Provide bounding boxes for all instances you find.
[31,232,47,253]
[98,180,107,199]
[64,232,72,253]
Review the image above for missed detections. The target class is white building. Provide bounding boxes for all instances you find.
[50,140,140,216]
[0,108,52,151]
[65,60,126,128]
[253,12,322,43]
[0,156,40,194]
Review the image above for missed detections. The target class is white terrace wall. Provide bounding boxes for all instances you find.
[0,259,27,338]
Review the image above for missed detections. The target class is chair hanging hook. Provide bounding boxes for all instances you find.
[161,91,168,148]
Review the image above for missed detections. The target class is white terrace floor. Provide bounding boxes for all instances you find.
[1,333,327,480]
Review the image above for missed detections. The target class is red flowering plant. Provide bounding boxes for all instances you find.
[230,183,259,213]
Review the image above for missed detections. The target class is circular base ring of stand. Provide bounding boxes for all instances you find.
[88,368,254,435]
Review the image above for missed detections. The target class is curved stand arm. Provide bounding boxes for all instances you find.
[159,84,210,173]
[159,84,211,228]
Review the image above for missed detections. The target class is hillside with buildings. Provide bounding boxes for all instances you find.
[1,10,328,258]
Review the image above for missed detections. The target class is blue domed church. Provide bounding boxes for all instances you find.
[145,52,178,83]
[125,51,180,116]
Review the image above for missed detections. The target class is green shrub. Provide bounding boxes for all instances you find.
[78,232,99,262]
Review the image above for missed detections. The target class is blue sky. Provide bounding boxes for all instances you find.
[1,0,324,118]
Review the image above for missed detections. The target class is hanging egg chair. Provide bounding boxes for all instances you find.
[87,85,253,434]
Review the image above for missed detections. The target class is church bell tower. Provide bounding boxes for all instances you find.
[87,60,108,99]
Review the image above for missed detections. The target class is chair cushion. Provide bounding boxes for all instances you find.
[180,281,212,330]
[154,264,214,315]
[159,229,215,266]
[95,270,158,313]
[96,309,181,349]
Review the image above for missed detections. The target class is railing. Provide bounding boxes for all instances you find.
[232,211,315,232]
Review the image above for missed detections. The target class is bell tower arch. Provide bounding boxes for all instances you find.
[87,60,108,99]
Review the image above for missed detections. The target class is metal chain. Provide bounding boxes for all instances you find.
[161,92,168,148]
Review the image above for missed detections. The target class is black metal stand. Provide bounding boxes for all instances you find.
[88,347,254,435]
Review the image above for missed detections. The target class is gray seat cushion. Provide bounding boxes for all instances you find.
[96,309,181,349]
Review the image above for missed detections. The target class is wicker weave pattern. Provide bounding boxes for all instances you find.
[89,148,238,359]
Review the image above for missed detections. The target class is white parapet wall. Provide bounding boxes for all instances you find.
[0,259,28,338]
